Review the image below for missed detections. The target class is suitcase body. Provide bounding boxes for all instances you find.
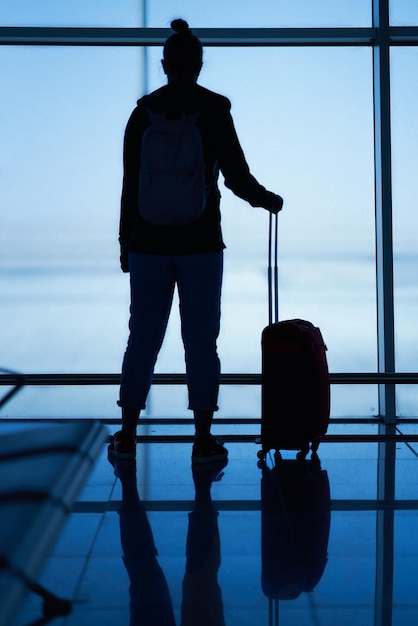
[258,214,330,461]
[260,318,330,459]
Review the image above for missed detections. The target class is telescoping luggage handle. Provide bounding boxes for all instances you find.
[268,211,279,325]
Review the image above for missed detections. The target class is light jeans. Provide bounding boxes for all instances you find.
[119,251,223,411]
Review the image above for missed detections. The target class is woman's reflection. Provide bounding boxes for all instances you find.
[112,457,176,626]
[181,461,227,626]
[109,457,227,626]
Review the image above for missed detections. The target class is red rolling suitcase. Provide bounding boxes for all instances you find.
[258,213,330,463]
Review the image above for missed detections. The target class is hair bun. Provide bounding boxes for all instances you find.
[170,18,191,35]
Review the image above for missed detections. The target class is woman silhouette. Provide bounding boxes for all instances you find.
[109,19,283,463]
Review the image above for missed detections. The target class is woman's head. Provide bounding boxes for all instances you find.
[162,19,203,79]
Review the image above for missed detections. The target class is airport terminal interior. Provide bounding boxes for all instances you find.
[1,1,418,624]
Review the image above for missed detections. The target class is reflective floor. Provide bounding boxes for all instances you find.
[7,420,418,626]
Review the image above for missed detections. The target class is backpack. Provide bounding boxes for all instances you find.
[138,109,208,226]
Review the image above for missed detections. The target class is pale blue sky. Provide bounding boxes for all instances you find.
[1,0,371,28]
[1,0,417,28]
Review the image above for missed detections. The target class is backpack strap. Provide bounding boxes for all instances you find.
[145,108,164,124]
[146,108,199,125]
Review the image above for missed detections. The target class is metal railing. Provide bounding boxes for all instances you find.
[1,372,418,422]
[2,372,418,386]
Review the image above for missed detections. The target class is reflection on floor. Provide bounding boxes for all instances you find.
[8,422,418,626]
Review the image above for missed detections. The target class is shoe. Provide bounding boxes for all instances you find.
[108,431,136,459]
[191,435,228,465]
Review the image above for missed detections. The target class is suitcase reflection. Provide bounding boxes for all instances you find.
[261,458,331,622]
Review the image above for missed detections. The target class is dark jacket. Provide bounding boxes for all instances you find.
[119,79,275,269]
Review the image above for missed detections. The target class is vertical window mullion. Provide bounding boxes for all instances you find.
[373,0,396,423]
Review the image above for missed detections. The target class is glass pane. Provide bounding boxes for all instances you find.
[390,0,418,26]
[0,0,144,27]
[147,0,371,28]
[391,47,418,417]
[1,44,376,418]
[0,46,142,381]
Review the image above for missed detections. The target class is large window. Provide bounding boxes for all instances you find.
[1,1,417,419]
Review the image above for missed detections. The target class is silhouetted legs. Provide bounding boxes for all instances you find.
[114,459,176,626]
[118,252,223,441]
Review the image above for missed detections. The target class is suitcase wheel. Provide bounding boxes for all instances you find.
[296,444,310,462]
[311,438,320,453]
[257,449,267,461]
